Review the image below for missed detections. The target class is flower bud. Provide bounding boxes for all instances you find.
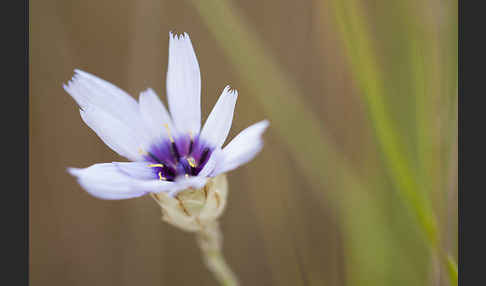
[151,174,228,232]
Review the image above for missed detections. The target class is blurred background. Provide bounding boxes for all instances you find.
[30,0,457,285]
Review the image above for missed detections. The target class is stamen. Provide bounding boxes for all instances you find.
[188,136,194,154]
[199,148,210,165]
[171,142,181,160]
[138,148,148,155]
[148,163,164,168]
[185,174,189,178]
[189,131,194,140]
[147,152,164,164]
[166,167,176,178]
[158,172,166,181]
[187,157,196,168]
[163,123,175,143]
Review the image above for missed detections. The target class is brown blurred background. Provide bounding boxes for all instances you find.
[30,0,457,285]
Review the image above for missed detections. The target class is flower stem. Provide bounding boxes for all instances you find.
[196,222,239,286]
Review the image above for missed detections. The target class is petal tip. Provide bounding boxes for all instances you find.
[73,69,87,77]
[260,119,270,128]
[223,85,238,97]
[139,87,156,99]
[169,31,191,42]
[67,167,81,177]
[62,83,70,92]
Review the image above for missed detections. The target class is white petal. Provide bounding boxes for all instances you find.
[64,70,148,136]
[64,70,152,157]
[212,120,269,176]
[80,106,145,161]
[112,162,157,180]
[68,163,175,200]
[199,86,238,148]
[166,32,201,135]
[198,148,222,177]
[168,175,208,196]
[139,88,174,142]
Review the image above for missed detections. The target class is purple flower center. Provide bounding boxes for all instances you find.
[144,134,213,181]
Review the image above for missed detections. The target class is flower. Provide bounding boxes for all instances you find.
[64,32,269,200]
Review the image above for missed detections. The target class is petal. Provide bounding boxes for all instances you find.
[211,120,269,176]
[64,70,152,159]
[166,32,201,135]
[198,148,222,177]
[64,69,148,137]
[168,175,208,196]
[112,161,158,180]
[139,88,174,142]
[199,86,238,148]
[80,106,145,161]
[68,162,175,200]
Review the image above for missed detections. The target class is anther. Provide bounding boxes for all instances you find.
[158,172,166,181]
[148,164,164,168]
[187,157,196,168]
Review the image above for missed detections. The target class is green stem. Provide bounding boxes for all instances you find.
[446,254,458,286]
[196,222,239,286]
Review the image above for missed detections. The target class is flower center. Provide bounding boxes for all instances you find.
[143,134,212,181]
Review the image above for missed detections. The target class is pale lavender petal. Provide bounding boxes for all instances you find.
[199,86,238,149]
[79,106,145,161]
[198,148,222,177]
[139,88,174,142]
[166,32,201,135]
[64,70,152,160]
[68,162,175,200]
[63,69,149,139]
[211,120,269,176]
[112,162,158,180]
[168,175,208,197]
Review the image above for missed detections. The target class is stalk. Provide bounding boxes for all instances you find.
[151,175,238,286]
[196,222,239,286]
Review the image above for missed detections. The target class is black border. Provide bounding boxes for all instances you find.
[459,0,484,285]
[4,0,29,283]
[25,0,29,282]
